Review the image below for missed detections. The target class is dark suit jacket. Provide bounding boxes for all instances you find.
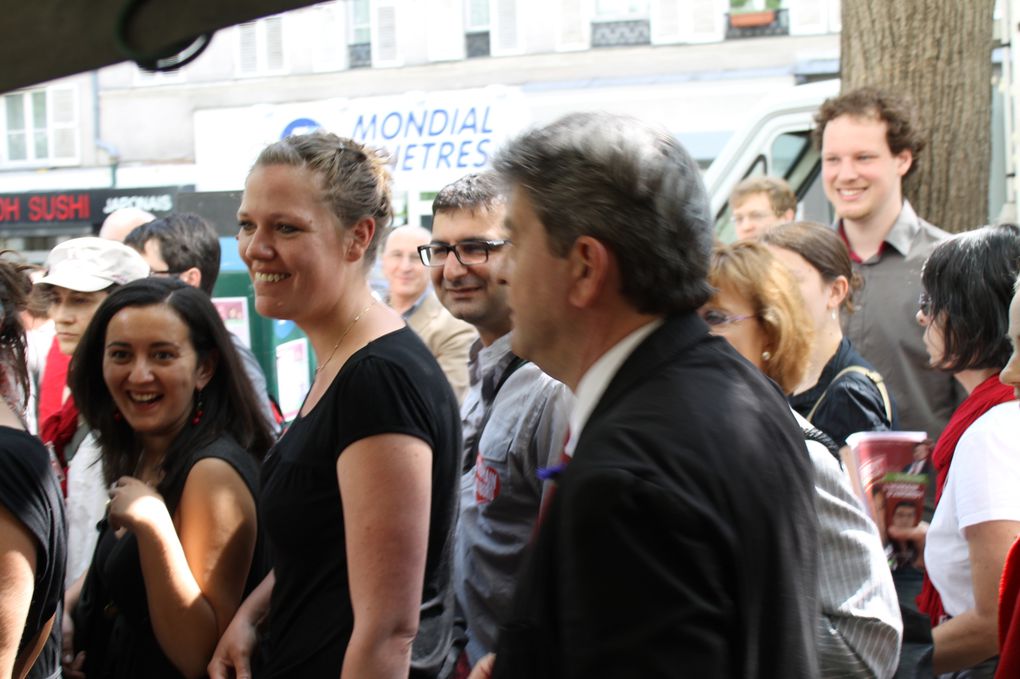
[491,313,820,678]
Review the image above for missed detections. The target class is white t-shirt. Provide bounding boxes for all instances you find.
[925,401,1020,616]
[65,432,108,587]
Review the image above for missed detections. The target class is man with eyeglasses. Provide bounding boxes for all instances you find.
[421,173,571,677]
[729,175,797,241]
[124,212,279,432]
[382,224,476,403]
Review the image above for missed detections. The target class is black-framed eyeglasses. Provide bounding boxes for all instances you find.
[918,290,932,317]
[418,240,511,267]
[149,269,186,277]
[699,308,756,327]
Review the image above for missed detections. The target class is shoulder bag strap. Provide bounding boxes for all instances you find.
[806,365,893,425]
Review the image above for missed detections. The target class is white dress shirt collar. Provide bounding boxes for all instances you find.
[565,318,663,457]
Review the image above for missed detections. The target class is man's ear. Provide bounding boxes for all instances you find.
[179,267,202,289]
[895,149,913,177]
[567,236,610,308]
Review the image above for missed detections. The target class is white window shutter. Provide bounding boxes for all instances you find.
[52,129,77,160]
[50,88,75,125]
[678,0,725,44]
[787,0,828,35]
[264,16,285,71]
[374,3,399,64]
[314,2,346,70]
[238,22,258,73]
[426,0,465,61]
[50,87,78,161]
[492,0,522,55]
[557,0,588,50]
[828,0,841,32]
[650,0,682,44]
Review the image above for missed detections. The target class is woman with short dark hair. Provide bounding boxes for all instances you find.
[63,278,272,679]
[909,223,1020,675]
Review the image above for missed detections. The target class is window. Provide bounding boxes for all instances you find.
[465,0,492,57]
[350,0,371,44]
[591,0,650,46]
[348,0,372,68]
[2,86,78,165]
[467,0,491,30]
[237,15,286,75]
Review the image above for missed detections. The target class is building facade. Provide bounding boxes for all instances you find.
[0,0,840,255]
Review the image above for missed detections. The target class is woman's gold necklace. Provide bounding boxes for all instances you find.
[315,299,378,377]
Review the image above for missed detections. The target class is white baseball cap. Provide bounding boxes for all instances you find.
[38,237,150,292]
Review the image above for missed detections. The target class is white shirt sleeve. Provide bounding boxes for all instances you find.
[951,402,1020,530]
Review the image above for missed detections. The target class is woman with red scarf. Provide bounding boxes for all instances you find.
[907,224,1020,676]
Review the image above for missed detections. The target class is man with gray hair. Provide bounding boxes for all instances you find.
[472,112,819,678]
[420,173,571,671]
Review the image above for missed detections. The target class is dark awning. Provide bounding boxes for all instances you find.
[1,0,320,95]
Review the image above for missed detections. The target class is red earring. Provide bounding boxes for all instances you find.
[191,390,204,425]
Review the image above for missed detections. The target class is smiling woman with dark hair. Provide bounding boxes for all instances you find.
[905,223,1020,675]
[62,278,272,679]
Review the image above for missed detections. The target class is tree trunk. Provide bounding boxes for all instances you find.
[841,0,996,233]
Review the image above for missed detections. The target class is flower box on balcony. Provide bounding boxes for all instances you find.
[728,9,776,28]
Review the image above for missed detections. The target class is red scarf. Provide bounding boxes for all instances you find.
[917,374,1017,626]
[38,395,79,497]
[998,537,1020,678]
[38,336,70,426]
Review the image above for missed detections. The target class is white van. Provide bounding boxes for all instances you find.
[702,79,838,242]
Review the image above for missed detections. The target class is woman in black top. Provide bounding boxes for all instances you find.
[210,132,461,679]
[0,256,66,679]
[762,221,896,446]
[63,279,273,679]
